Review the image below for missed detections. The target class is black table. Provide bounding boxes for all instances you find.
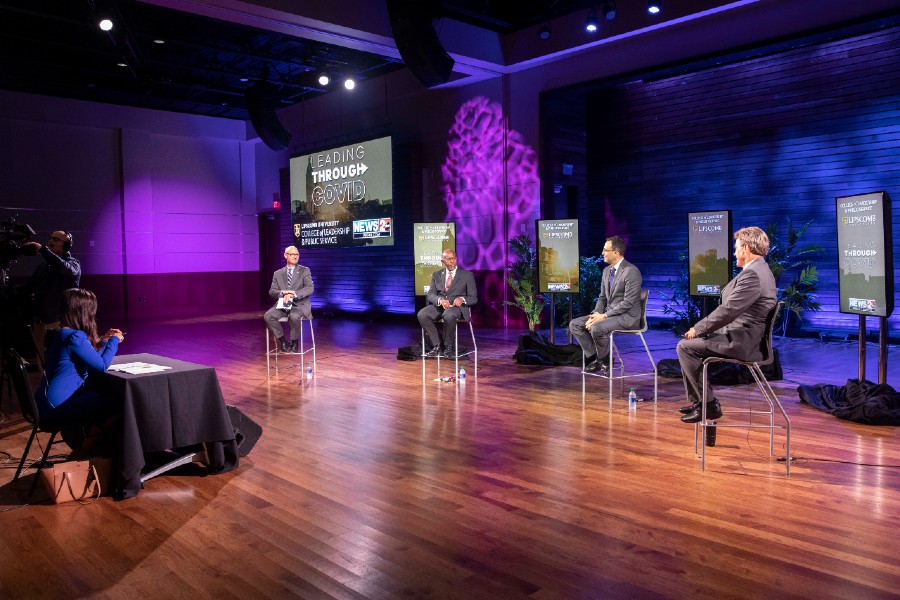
[90,353,239,499]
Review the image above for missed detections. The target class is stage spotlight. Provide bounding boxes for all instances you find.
[317,73,330,86]
[648,0,661,14]
[98,17,113,31]
[344,78,356,90]
[585,7,599,33]
[538,23,551,41]
[603,0,617,21]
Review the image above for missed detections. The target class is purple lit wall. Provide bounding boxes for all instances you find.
[441,96,540,271]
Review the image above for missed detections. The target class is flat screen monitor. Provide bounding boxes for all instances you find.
[688,211,732,297]
[413,223,456,296]
[536,219,580,293]
[289,135,393,247]
[837,191,894,317]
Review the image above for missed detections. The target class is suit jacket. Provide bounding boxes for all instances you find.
[593,258,642,329]
[269,264,314,319]
[426,266,478,319]
[693,257,777,362]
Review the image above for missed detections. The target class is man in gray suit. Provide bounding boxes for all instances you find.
[569,236,643,374]
[418,249,478,358]
[264,245,314,353]
[677,226,777,423]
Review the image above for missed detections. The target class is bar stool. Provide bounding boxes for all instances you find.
[694,302,791,475]
[421,316,477,381]
[265,316,315,377]
[582,289,657,410]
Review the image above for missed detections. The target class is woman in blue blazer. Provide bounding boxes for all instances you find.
[36,288,124,453]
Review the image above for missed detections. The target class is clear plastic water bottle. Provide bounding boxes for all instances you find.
[458,367,466,383]
[628,387,637,410]
[306,361,313,379]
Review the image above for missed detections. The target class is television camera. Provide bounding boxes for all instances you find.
[0,216,37,271]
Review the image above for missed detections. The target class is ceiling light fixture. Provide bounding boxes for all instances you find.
[318,73,331,86]
[603,0,617,21]
[538,23,551,41]
[648,0,661,14]
[98,18,113,31]
[344,78,356,90]
[585,7,599,33]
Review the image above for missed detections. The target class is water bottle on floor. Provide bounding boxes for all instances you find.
[628,388,637,410]
[459,367,466,384]
[306,361,313,379]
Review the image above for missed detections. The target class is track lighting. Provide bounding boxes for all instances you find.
[98,17,113,31]
[344,77,356,90]
[317,73,330,86]
[648,0,661,15]
[585,7,598,33]
[538,23,551,41]
[603,0,617,21]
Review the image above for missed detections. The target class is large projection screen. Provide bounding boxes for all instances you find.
[688,211,732,297]
[289,135,393,248]
[837,191,894,317]
[414,223,456,296]
[536,219,580,293]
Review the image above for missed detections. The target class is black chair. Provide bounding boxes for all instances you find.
[694,301,791,475]
[8,348,73,495]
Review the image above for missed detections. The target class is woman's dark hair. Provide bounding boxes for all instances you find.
[59,288,100,348]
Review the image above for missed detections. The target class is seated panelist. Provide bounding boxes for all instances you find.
[264,245,314,353]
[417,249,478,358]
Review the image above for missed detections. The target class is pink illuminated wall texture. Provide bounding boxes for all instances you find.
[441,96,540,272]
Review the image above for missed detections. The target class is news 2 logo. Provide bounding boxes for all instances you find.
[849,298,876,313]
[353,218,392,239]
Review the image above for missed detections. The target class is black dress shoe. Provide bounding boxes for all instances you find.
[443,347,457,359]
[423,347,442,358]
[679,402,700,415]
[584,360,607,374]
[278,337,290,352]
[290,340,299,353]
[680,400,723,423]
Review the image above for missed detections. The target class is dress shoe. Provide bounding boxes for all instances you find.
[678,402,700,415]
[443,347,457,359]
[290,340,299,353]
[278,337,290,352]
[680,400,723,423]
[584,360,607,374]
[423,347,442,358]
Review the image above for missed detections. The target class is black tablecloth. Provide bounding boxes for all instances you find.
[91,353,239,499]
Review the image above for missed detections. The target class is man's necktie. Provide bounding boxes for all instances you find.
[609,266,616,289]
[446,270,453,291]
[285,268,293,308]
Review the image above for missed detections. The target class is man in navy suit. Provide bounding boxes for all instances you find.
[418,249,478,358]
[569,236,643,374]
[677,226,777,423]
[264,245,314,353]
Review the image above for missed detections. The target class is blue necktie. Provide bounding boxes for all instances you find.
[609,266,616,289]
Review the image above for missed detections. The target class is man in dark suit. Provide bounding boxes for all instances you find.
[569,236,643,374]
[23,230,81,355]
[677,226,777,423]
[264,245,314,353]
[418,249,478,358]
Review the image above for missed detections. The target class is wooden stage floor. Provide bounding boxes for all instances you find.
[1,311,899,599]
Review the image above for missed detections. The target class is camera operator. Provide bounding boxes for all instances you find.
[22,230,81,354]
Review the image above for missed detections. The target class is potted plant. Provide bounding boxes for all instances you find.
[765,219,823,335]
[504,234,544,332]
